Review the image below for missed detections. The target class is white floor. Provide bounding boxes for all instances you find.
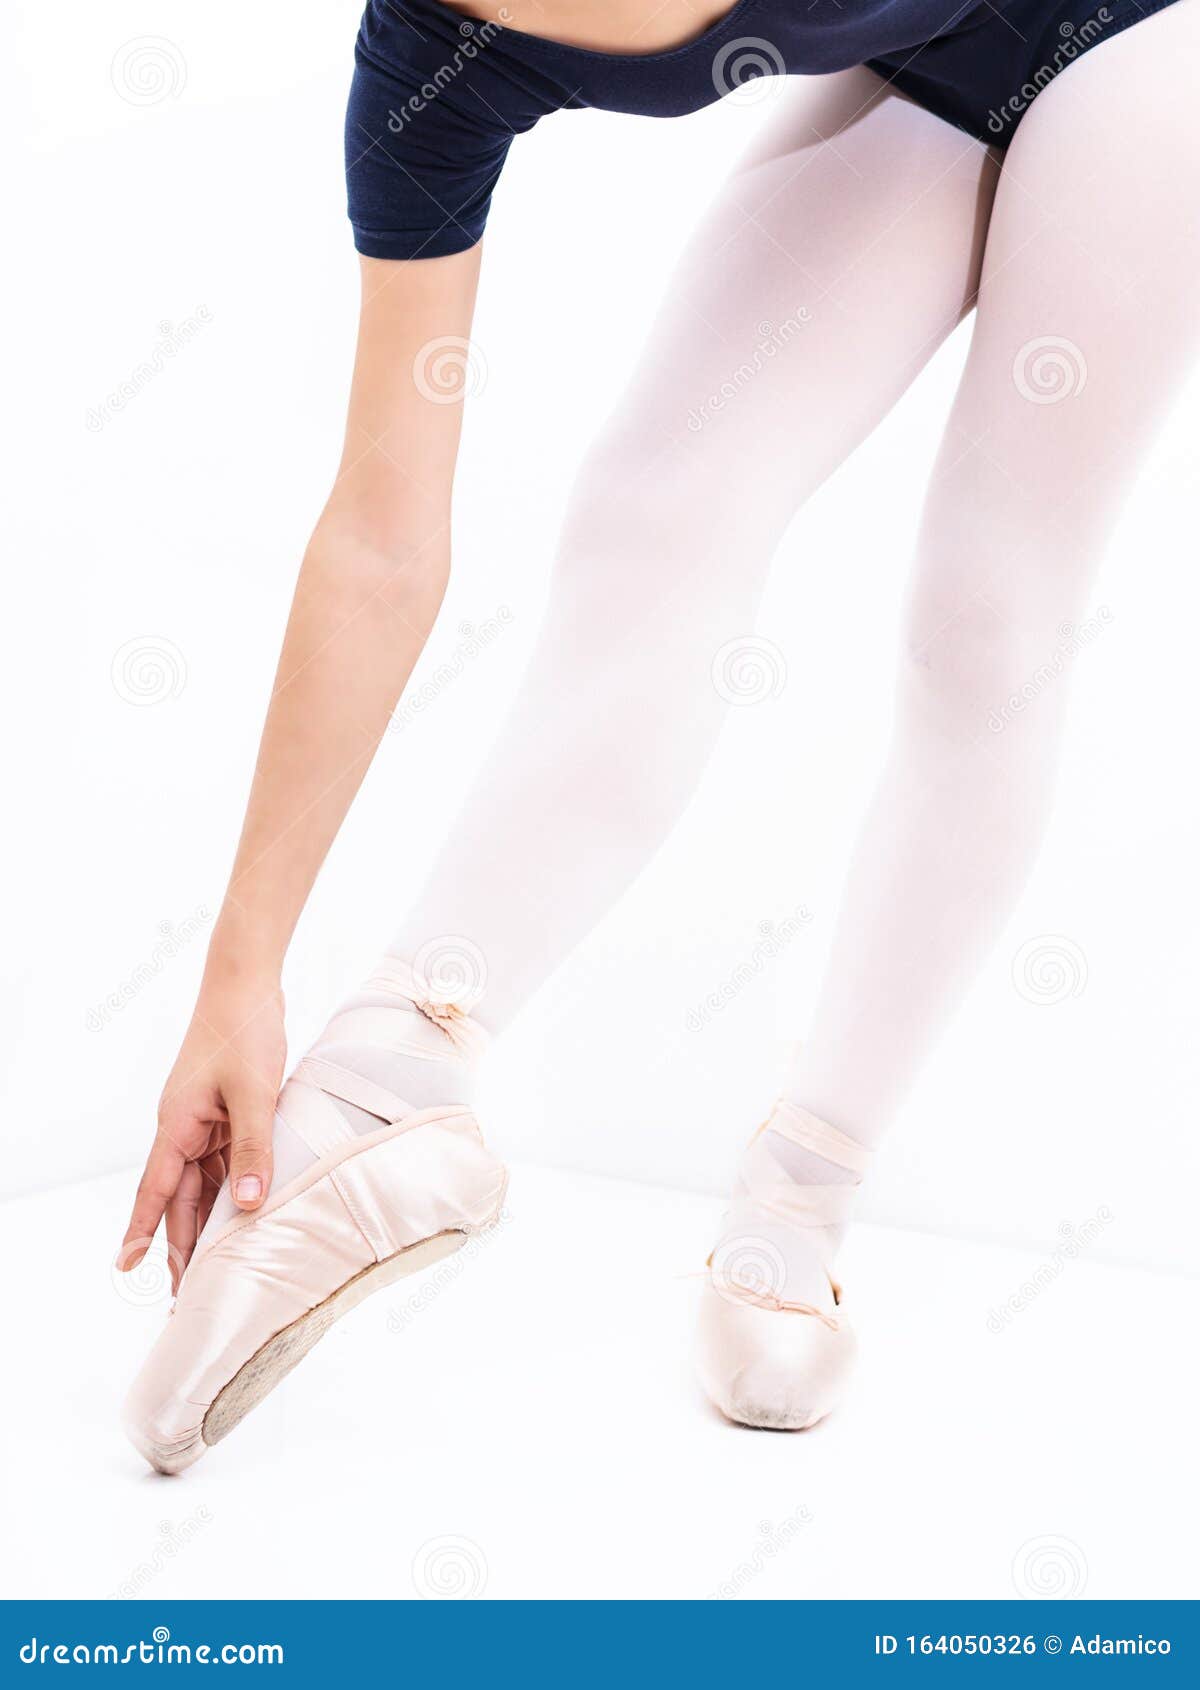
[3,1163,1195,1601]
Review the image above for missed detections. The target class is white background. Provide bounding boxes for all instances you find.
[5,0,1200,1290]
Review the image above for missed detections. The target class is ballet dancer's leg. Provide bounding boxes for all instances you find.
[389,72,997,1027]
[197,71,999,1252]
[702,3,1200,1426]
[787,1,1200,1154]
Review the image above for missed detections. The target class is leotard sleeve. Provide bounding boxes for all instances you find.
[345,1,555,260]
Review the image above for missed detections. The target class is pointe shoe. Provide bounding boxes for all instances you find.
[695,1273,856,1431]
[123,980,504,1474]
[694,1100,867,1432]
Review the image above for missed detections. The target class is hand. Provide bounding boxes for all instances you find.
[118,975,287,1292]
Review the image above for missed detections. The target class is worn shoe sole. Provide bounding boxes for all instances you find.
[202,1228,469,1449]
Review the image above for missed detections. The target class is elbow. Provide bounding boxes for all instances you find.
[303,509,452,623]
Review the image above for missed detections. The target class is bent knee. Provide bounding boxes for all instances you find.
[902,595,1078,740]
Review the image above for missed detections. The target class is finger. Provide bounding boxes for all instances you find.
[226,1084,276,1209]
[193,1146,228,1242]
[164,1160,205,1291]
[118,1125,190,1269]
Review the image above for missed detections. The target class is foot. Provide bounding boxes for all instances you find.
[694,1100,866,1431]
[123,968,504,1474]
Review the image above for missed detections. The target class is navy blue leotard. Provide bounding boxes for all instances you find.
[345,0,1180,259]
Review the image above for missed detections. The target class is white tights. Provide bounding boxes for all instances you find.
[212,10,1200,1256]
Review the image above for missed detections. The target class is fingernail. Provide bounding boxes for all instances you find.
[235,1175,263,1205]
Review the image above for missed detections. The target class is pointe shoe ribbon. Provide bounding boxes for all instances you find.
[700,1254,843,1330]
[734,1098,870,1233]
[285,955,490,1134]
[361,958,491,1061]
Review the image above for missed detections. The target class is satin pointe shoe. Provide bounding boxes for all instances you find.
[123,971,506,1474]
[695,1100,867,1431]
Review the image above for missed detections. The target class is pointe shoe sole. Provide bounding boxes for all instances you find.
[202,1227,471,1451]
[123,1108,506,1474]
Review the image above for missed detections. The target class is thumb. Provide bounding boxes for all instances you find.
[226,1083,276,1210]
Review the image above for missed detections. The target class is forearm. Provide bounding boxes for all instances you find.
[205,509,450,986]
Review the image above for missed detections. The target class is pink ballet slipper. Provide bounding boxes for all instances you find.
[123,991,505,1474]
[695,1100,866,1431]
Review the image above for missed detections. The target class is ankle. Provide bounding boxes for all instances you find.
[366,953,491,1063]
[715,1099,872,1310]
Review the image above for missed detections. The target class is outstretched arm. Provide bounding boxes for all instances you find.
[120,249,483,1284]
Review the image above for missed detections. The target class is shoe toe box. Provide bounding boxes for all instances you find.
[694,1282,857,1431]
